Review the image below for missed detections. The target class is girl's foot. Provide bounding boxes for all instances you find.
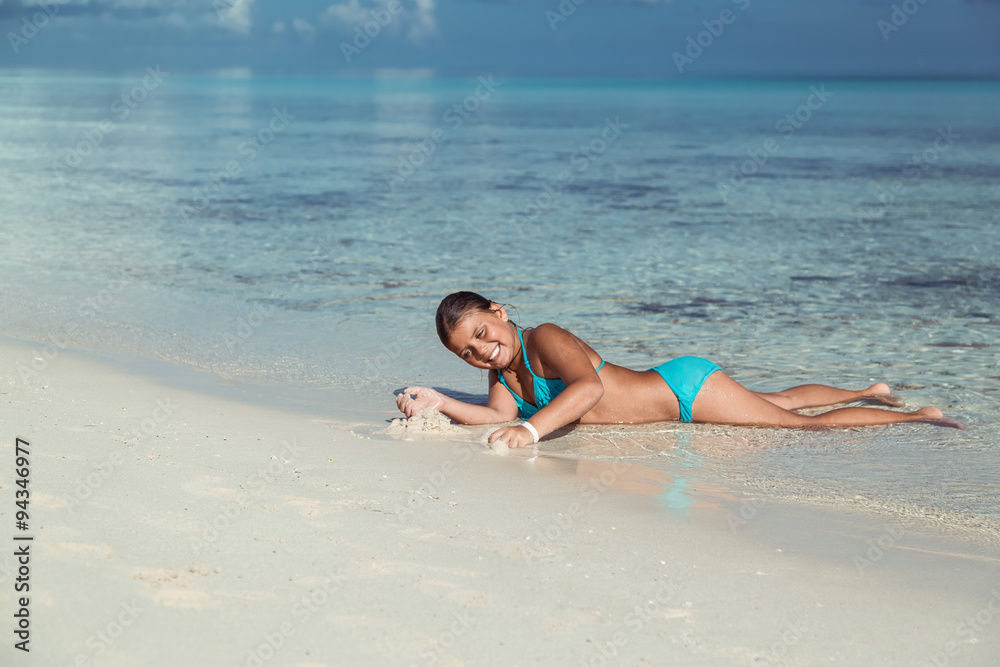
[913,406,966,430]
[858,382,906,408]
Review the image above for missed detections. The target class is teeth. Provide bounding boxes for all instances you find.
[489,345,499,362]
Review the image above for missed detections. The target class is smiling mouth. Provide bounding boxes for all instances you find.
[488,345,500,363]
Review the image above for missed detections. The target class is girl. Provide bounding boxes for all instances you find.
[396,292,963,449]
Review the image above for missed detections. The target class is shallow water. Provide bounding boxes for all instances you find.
[1,73,997,527]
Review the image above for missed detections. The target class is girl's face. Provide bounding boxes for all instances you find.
[445,305,517,370]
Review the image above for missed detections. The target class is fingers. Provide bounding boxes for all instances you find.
[397,389,427,418]
[408,387,443,411]
[397,387,445,419]
[489,427,531,448]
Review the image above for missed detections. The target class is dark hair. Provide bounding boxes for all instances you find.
[435,291,494,345]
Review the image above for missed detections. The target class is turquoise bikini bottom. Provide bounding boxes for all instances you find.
[650,356,722,423]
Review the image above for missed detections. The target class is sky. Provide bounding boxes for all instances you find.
[1,0,999,77]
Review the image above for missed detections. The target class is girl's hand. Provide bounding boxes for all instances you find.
[488,425,536,449]
[396,386,444,418]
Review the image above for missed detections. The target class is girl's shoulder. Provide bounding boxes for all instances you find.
[527,323,582,352]
[528,322,570,339]
[525,323,600,375]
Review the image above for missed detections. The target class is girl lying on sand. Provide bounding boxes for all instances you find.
[396,292,963,448]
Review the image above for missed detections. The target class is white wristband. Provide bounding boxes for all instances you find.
[520,421,540,444]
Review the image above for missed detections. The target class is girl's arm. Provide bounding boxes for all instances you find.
[398,371,519,425]
[488,324,604,448]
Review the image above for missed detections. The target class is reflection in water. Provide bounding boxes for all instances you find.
[530,427,735,520]
[660,476,695,512]
[660,431,698,513]
[506,419,1000,538]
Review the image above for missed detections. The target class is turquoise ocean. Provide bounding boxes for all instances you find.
[1,72,998,530]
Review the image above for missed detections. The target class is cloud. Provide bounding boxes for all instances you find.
[322,0,370,27]
[406,0,437,43]
[320,0,438,44]
[0,0,172,20]
[292,17,315,41]
[214,0,253,34]
[0,0,255,35]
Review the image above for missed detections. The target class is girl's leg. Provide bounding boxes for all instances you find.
[754,382,904,411]
[694,372,963,429]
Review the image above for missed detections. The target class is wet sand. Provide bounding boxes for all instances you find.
[1,334,998,666]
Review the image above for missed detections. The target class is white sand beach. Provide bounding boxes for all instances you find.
[1,334,998,666]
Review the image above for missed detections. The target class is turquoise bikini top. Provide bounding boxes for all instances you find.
[497,327,606,419]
